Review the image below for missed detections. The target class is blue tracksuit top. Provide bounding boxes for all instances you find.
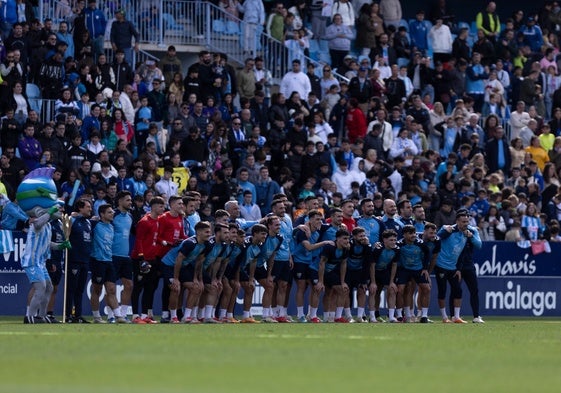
[91,221,114,262]
[112,210,132,257]
[436,225,482,270]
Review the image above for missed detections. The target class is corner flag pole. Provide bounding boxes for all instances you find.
[61,180,81,323]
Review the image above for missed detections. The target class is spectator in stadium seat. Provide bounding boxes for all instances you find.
[331,0,355,28]
[409,10,429,55]
[429,18,453,64]
[238,58,257,100]
[475,1,501,43]
[84,0,106,62]
[485,125,511,173]
[472,29,496,66]
[237,0,265,57]
[280,59,311,101]
[379,0,402,30]
[345,98,367,145]
[372,33,397,67]
[428,0,455,27]
[110,8,140,66]
[356,4,378,58]
[465,52,489,113]
[519,16,543,54]
[324,14,354,70]
[394,26,412,66]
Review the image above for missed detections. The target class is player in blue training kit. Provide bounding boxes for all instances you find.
[436,209,483,324]
[199,223,230,323]
[90,204,128,323]
[319,208,346,322]
[396,199,415,228]
[415,222,441,320]
[381,199,404,238]
[412,204,428,234]
[356,198,385,245]
[219,225,246,323]
[396,225,432,323]
[109,191,134,322]
[346,227,373,322]
[163,221,212,323]
[370,229,400,322]
[257,215,284,322]
[239,224,269,323]
[291,210,334,322]
[270,198,294,322]
[309,229,350,323]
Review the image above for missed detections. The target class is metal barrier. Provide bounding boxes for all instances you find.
[478,117,513,142]
[28,99,57,125]
[102,47,160,69]
[40,0,349,81]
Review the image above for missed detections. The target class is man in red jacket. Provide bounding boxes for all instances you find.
[345,98,367,144]
[131,196,166,324]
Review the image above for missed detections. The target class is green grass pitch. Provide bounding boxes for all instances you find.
[1,318,560,393]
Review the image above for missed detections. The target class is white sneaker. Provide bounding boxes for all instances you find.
[93,317,106,324]
[472,316,485,324]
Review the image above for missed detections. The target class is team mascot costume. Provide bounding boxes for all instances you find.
[16,167,70,323]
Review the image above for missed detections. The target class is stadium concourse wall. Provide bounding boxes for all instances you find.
[1,232,559,317]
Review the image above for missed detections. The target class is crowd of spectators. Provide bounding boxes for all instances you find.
[2,0,561,244]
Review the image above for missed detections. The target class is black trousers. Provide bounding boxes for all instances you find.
[66,261,89,317]
[131,259,161,315]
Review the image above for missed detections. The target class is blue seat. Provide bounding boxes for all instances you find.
[399,19,409,31]
[309,39,319,53]
[213,19,226,34]
[26,83,42,114]
[225,21,240,35]
[397,58,410,67]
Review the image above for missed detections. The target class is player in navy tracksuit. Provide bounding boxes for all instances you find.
[46,218,65,323]
[65,200,93,323]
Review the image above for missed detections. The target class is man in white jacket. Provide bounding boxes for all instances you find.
[429,18,453,64]
[389,128,419,166]
[280,59,312,100]
[331,159,362,198]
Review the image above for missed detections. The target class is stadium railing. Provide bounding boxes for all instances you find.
[41,0,349,83]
